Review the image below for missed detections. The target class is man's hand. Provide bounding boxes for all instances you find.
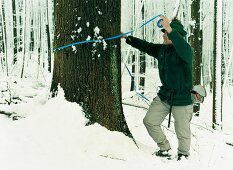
[159,15,172,33]
[120,32,128,38]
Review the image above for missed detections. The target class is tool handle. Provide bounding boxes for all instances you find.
[157,19,163,28]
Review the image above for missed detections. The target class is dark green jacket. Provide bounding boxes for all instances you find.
[126,30,193,106]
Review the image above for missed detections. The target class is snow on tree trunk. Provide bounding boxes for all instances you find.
[46,0,52,72]
[190,0,202,86]
[190,0,202,115]
[212,0,223,129]
[3,0,14,71]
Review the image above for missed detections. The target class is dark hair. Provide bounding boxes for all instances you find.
[171,17,182,23]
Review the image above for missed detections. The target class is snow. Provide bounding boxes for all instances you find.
[0,66,233,170]
[86,35,91,40]
[94,27,100,35]
[214,0,223,125]
[77,27,82,33]
[98,11,103,15]
[72,45,77,52]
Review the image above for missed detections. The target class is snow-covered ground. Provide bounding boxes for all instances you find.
[1,65,233,170]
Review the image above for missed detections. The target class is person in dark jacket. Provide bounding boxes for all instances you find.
[124,15,193,160]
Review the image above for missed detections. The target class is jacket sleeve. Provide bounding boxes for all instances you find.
[125,36,162,59]
[168,30,193,64]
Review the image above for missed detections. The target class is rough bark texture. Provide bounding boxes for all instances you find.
[51,0,133,138]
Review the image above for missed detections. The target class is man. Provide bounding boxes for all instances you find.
[124,15,193,160]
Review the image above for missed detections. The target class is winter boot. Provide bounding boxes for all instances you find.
[177,153,189,161]
[154,149,172,158]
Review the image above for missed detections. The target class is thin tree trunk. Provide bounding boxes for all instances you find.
[139,2,146,90]
[212,0,223,130]
[190,0,202,116]
[37,6,42,79]
[15,0,22,53]
[12,0,17,64]
[0,0,8,76]
[21,0,27,78]
[130,0,136,92]
[46,0,52,72]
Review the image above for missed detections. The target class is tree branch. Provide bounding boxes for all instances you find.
[226,142,233,147]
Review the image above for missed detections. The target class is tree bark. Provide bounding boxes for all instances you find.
[190,0,202,115]
[212,0,223,129]
[52,0,133,138]
[12,0,18,64]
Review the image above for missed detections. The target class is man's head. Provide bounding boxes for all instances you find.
[161,18,187,45]
[161,18,187,36]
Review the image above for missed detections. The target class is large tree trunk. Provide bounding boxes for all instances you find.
[51,0,133,138]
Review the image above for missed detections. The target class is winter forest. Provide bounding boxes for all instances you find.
[1,0,233,169]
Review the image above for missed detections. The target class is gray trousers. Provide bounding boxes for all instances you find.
[143,96,193,156]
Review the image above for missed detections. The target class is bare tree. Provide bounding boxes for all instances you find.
[12,0,18,64]
[212,0,223,129]
[189,0,202,116]
[0,0,8,75]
